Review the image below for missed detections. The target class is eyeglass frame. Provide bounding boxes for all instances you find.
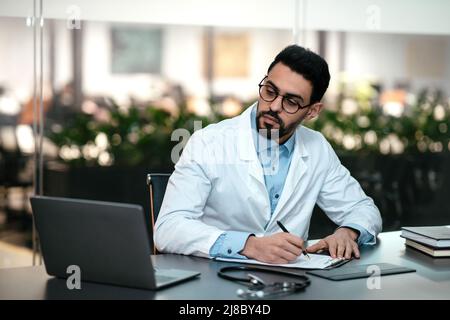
[258,76,314,114]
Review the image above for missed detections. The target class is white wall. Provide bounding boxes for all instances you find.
[3,0,450,35]
[81,22,297,102]
[344,32,450,93]
[162,25,207,98]
[69,24,450,100]
[1,16,449,108]
[53,20,72,91]
[0,17,37,103]
[0,18,71,103]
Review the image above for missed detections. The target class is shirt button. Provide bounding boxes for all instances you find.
[275,194,279,199]
[227,249,232,254]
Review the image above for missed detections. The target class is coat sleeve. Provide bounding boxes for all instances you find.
[316,139,382,242]
[154,130,225,257]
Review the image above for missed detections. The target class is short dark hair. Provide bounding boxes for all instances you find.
[268,45,330,104]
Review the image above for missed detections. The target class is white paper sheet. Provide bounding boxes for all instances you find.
[216,254,346,269]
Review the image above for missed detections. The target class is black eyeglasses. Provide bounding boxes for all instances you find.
[258,76,313,114]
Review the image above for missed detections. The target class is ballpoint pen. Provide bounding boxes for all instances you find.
[276,220,310,260]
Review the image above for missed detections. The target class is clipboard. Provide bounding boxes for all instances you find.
[216,254,352,270]
[306,263,416,281]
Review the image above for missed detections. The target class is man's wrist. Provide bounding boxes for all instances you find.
[239,234,256,257]
[338,227,359,241]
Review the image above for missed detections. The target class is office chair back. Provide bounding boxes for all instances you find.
[146,173,171,254]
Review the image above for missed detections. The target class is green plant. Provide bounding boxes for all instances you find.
[48,102,226,168]
[306,87,450,156]
[49,87,449,169]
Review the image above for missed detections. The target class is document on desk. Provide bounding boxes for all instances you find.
[216,254,347,270]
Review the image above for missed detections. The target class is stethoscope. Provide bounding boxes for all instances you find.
[218,265,311,299]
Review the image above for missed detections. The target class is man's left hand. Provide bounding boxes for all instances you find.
[306,227,360,259]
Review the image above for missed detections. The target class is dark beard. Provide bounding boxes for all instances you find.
[255,110,287,140]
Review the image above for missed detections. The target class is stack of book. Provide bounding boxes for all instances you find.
[400,226,450,258]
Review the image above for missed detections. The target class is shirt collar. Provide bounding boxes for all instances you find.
[282,130,296,155]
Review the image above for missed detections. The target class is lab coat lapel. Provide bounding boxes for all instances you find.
[238,105,266,188]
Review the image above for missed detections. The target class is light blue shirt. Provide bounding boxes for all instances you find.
[255,117,296,217]
[209,107,374,258]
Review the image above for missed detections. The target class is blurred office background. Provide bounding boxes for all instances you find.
[0,0,449,267]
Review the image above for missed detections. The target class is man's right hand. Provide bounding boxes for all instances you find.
[240,233,305,264]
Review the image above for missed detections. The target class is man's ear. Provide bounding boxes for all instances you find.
[305,103,323,120]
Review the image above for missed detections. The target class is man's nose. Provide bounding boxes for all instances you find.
[269,95,283,113]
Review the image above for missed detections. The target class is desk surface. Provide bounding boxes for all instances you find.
[1,231,449,300]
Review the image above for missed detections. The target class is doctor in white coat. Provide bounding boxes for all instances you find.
[154,45,382,264]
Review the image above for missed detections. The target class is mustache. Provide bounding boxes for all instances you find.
[259,110,282,125]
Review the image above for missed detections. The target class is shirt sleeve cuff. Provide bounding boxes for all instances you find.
[340,223,375,246]
[209,231,253,259]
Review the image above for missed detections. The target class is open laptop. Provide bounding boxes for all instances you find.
[30,196,200,290]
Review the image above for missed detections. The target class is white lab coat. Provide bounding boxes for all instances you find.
[154,103,382,257]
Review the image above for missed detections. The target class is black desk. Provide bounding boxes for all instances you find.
[1,231,449,299]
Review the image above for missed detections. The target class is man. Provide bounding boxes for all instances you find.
[154,45,382,264]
